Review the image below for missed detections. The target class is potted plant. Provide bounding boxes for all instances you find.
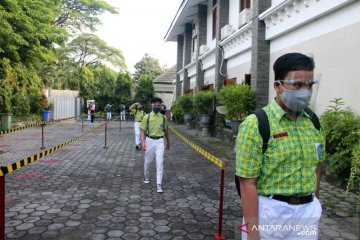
[218,84,256,135]
[178,94,194,127]
[193,90,214,130]
[171,100,183,124]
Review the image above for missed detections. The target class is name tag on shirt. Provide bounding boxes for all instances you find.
[273,132,288,139]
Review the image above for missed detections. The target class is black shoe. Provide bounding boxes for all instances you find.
[136,145,139,150]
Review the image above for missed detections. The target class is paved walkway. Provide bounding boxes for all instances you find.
[0,121,359,239]
[174,125,360,240]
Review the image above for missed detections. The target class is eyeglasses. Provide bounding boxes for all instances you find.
[277,80,319,90]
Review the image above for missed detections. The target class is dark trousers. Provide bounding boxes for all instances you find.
[90,110,95,122]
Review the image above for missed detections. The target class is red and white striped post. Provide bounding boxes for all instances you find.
[214,168,226,240]
[0,175,5,240]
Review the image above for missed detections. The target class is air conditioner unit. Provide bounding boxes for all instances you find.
[199,45,208,55]
[238,8,252,28]
[221,24,234,40]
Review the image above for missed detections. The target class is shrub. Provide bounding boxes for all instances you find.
[217,84,256,120]
[178,94,193,114]
[171,100,183,124]
[321,98,360,180]
[347,138,360,213]
[193,90,214,114]
[30,92,49,115]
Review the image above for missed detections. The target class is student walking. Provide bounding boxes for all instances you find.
[88,102,95,123]
[236,53,324,240]
[105,103,112,120]
[119,103,126,121]
[129,102,146,150]
[140,97,170,193]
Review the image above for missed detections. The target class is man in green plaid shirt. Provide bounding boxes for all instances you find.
[236,53,325,240]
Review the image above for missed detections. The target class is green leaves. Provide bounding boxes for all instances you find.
[193,90,214,114]
[63,33,126,70]
[217,84,256,120]
[321,98,360,181]
[55,0,118,32]
[133,54,166,82]
[134,75,155,112]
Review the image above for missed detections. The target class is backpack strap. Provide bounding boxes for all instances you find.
[146,114,150,136]
[254,108,270,154]
[304,107,320,131]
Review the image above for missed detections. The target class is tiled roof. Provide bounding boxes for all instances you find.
[154,65,177,83]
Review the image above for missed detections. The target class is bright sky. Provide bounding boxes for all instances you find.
[95,0,182,73]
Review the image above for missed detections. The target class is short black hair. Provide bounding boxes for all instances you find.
[273,53,315,80]
[151,97,163,104]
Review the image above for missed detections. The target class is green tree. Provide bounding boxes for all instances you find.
[54,0,118,32]
[133,53,165,82]
[114,71,132,108]
[93,65,117,110]
[134,75,155,112]
[63,33,126,71]
[0,0,67,66]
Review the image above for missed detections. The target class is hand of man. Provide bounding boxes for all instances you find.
[141,143,147,151]
[166,141,170,150]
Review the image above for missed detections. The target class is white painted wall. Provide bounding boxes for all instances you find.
[271,0,284,6]
[226,51,252,84]
[229,0,239,29]
[269,1,360,53]
[204,67,216,85]
[268,23,360,115]
[190,76,197,89]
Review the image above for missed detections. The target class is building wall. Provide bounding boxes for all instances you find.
[155,92,174,109]
[190,76,197,89]
[204,67,216,85]
[207,0,217,50]
[227,50,252,84]
[229,0,239,29]
[268,22,360,114]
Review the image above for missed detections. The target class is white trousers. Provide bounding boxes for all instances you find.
[144,137,165,185]
[134,122,141,145]
[120,111,126,120]
[242,195,322,240]
[107,112,112,120]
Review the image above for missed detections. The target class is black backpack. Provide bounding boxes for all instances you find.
[235,107,320,197]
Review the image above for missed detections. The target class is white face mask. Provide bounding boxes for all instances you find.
[280,84,312,112]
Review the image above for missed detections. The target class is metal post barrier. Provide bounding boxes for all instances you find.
[104,119,107,149]
[82,115,84,132]
[119,115,121,131]
[214,168,226,240]
[0,175,5,240]
[40,123,45,149]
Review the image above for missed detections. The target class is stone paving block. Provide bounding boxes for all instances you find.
[3,122,359,239]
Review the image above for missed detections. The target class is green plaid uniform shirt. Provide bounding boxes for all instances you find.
[235,100,325,196]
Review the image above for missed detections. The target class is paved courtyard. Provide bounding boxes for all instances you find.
[0,120,359,239]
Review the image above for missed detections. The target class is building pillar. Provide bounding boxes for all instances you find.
[251,0,271,108]
[183,23,192,94]
[176,35,184,98]
[214,0,229,91]
[195,4,207,91]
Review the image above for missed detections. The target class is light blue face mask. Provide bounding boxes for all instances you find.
[280,85,312,112]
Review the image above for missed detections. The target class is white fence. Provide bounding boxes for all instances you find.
[51,96,82,120]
